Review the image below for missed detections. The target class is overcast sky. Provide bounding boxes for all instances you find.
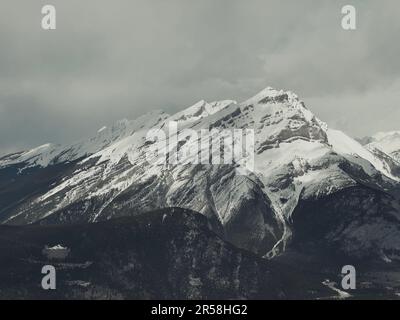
[1,0,400,154]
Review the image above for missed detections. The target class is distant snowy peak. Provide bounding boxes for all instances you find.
[327,129,399,181]
[373,131,400,141]
[366,131,400,162]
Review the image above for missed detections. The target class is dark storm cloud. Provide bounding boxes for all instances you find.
[1,0,400,154]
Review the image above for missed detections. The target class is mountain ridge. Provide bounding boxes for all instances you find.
[1,86,400,263]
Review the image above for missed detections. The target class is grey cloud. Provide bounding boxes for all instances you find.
[1,0,400,155]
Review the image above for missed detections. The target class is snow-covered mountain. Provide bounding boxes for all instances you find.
[1,87,400,262]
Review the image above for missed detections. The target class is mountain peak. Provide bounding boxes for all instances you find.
[372,131,400,141]
[171,99,235,122]
[242,86,299,105]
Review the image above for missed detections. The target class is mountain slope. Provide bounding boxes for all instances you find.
[1,87,399,262]
[2,207,399,300]
[0,207,336,300]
